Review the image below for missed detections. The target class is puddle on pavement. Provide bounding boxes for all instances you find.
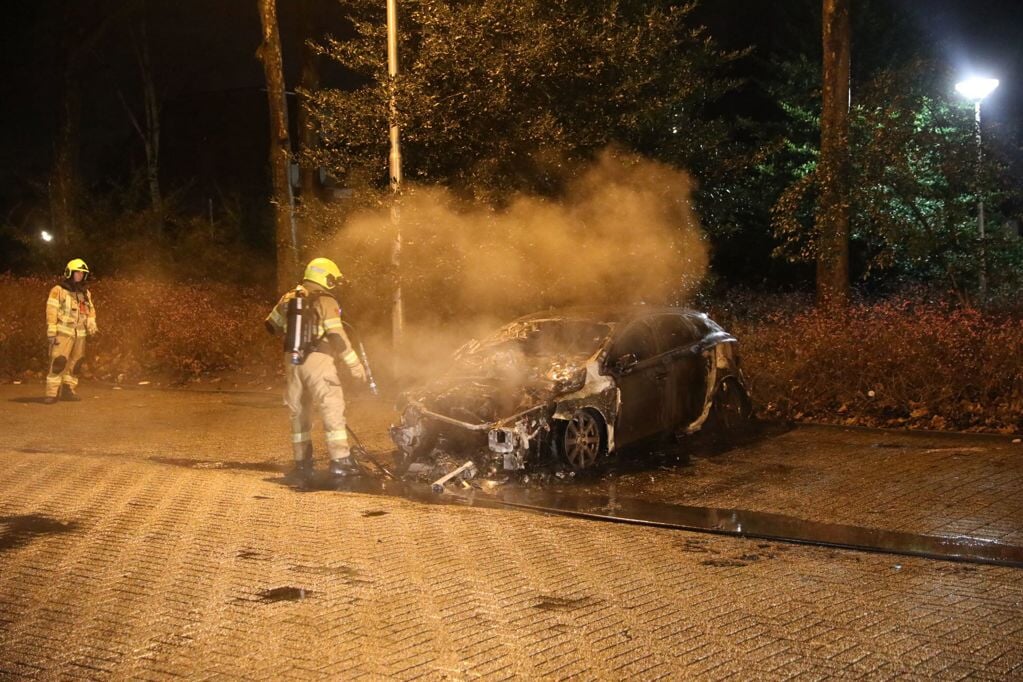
[478,488,1023,569]
[280,471,401,495]
[253,586,313,603]
[151,457,283,473]
[0,515,78,552]
[278,469,1023,569]
[256,434,1023,570]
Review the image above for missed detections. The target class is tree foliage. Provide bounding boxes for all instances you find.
[771,58,1023,299]
[306,0,741,200]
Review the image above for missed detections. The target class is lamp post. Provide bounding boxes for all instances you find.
[387,0,405,355]
[955,76,999,300]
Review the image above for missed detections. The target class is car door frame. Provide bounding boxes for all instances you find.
[652,313,711,432]
[605,318,670,448]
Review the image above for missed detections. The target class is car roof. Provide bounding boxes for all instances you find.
[510,305,713,327]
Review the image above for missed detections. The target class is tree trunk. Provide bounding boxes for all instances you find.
[297,0,322,211]
[256,0,299,292]
[51,67,81,247]
[136,16,162,220]
[50,2,130,246]
[120,9,163,224]
[816,0,851,309]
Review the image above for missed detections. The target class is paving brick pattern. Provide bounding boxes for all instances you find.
[1,385,1022,679]
[602,425,1023,545]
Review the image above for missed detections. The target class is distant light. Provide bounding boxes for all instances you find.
[40,230,53,242]
[955,77,999,102]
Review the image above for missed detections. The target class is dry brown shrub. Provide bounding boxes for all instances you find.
[0,275,50,376]
[0,274,279,383]
[714,293,1023,433]
[2,274,1020,435]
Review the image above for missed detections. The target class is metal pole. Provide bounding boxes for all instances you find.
[387,0,405,351]
[975,100,987,301]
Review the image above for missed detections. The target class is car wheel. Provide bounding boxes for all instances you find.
[709,378,753,446]
[559,409,605,470]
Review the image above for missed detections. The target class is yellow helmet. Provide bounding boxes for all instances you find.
[303,257,343,289]
[64,258,90,280]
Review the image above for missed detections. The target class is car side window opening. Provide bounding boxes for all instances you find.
[650,314,700,353]
[610,321,657,363]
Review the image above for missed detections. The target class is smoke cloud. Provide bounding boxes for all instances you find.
[334,148,706,312]
[323,148,709,385]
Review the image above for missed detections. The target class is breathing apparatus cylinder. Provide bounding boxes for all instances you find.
[283,290,309,365]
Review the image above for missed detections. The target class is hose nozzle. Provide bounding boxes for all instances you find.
[358,341,378,396]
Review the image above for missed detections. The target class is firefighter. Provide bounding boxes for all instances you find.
[266,257,368,479]
[45,258,98,404]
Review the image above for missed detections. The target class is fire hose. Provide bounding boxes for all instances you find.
[345,425,398,480]
[337,322,471,493]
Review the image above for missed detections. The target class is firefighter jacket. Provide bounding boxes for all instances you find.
[46,282,98,338]
[265,282,362,371]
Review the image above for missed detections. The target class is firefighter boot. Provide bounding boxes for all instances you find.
[59,385,81,402]
[328,457,360,479]
[284,457,314,484]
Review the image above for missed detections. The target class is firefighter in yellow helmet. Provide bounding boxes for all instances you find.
[44,258,98,404]
[265,257,368,479]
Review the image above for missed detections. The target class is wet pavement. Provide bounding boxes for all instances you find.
[1,383,1022,678]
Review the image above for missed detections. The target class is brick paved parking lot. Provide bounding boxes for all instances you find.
[553,424,1023,546]
[1,384,1021,679]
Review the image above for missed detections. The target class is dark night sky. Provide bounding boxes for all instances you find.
[894,0,1023,130]
[1,0,1022,226]
[2,1,278,205]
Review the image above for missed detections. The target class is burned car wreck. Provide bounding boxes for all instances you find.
[390,307,751,482]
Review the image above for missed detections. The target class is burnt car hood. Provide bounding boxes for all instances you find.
[403,353,591,426]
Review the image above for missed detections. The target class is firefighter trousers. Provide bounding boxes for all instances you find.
[46,334,86,398]
[284,351,351,463]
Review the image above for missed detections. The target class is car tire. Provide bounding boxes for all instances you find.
[708,378,753,448]
[558,409,606,471]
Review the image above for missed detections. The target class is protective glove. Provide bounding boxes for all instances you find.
[350,363,368,382]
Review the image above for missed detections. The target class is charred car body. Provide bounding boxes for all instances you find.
[390,307,752,478]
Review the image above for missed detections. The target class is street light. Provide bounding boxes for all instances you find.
[387,0,405,357]
[955,77,999,102]
[955,76,999,300]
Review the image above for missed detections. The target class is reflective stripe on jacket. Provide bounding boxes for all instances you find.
[46,284,97,337]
